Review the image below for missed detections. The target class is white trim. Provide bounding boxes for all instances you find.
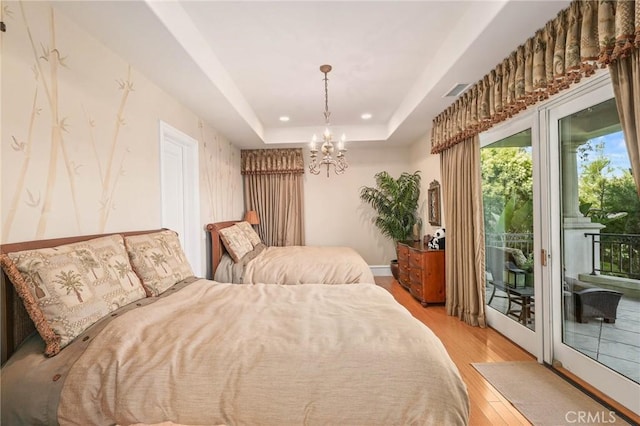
[486,306,537,354]
[159,121,202,276]
[370,265,391,276]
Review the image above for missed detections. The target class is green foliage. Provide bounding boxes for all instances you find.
[359,171,421,243]
[481,147,533,234]
[578,141,640,234]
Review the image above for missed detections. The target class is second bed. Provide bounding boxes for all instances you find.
[207,221,375,284]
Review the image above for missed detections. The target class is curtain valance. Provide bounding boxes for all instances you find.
[241,149,305,175]
[431,0,639,154]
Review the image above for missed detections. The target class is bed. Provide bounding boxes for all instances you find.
[1,229,469,425]
[207,221,376,284]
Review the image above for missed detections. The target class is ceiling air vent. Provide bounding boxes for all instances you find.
[443,83,470,98]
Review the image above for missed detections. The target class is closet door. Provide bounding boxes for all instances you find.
[159,121,202,276]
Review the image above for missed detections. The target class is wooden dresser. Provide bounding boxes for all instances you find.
[397,241,445,306]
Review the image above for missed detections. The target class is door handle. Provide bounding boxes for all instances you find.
[541,249,548,266]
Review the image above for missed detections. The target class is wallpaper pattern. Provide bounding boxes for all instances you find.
[1,1,242,244]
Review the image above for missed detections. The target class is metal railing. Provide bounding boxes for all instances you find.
[485,233,534,254]
[585,233,640,280]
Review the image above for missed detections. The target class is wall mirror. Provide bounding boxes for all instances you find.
[428,180,441,226]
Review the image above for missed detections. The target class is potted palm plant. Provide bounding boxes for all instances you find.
[359,171,421,279]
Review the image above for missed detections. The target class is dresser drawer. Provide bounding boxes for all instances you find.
[410,281,423,300]
[410,268,422,285]
[409,252,423,270]
[399,270,410,285]
[397,244,409,262]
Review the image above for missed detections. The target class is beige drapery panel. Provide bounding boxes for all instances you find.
[610,49,640,197]
[241,149,305,247]
[440,136,486,327]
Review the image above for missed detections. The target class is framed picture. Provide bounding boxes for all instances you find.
[428,180,441,226]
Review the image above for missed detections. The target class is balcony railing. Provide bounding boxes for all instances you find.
[485,233,533,255]
[585,233,640,280]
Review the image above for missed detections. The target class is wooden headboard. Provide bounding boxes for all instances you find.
[206,221,238,277]
[0,229,164,365]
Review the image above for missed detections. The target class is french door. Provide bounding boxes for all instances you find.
[482,72,639,416]
[481,111,541,358]
[545,78,639,415]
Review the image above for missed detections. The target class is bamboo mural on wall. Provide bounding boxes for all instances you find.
[199,119,240,222]
[16,3,84,238]
[97,66,133,233]
[2,1,243,243]
[3,2,134,239]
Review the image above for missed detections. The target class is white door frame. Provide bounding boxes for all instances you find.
[159,121,202,276]
[480,109,542,359]
[481,70,638,415]
[545,76,639,415]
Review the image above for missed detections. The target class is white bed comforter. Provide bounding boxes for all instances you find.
[58,279,469,425]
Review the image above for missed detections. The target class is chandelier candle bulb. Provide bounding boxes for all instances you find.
[338,134,346,151]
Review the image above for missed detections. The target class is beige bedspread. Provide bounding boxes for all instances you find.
[58,280,468,425]
[241,245,376,284]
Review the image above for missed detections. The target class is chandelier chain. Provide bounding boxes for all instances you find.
[324,71,330,124]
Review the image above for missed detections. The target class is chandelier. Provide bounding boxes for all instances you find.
[309,64,348,177]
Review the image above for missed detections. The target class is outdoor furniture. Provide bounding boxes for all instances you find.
[505,285,535,324]
[485,278,535,324]
[574,287,623,324]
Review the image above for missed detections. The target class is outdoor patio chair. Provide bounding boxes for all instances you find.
[574,287,623,324]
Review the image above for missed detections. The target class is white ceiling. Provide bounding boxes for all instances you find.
[53,0,570,149]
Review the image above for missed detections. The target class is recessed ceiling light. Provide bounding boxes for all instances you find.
[361,113,372,120]
[279,116,290,122]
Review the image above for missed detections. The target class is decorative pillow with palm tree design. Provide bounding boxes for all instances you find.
[2,234,146,356]
[124,230,194,297]
[235,221,262,247]
[218,224,255,262]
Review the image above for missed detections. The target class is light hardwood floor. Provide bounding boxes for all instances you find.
[377,276,640,425]
[375,276,533,425]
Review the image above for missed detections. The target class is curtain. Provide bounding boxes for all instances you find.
[440,135,486,327]
[241,149,305,247]
[431,1,640,327]
[430,0,640,164]
[610,49,640,198]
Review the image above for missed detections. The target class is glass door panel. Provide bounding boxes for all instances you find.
[481,123,538,354]
[549,82,640,414]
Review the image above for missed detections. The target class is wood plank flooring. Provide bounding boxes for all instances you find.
[377,276,640,425]
[375,276,536,425]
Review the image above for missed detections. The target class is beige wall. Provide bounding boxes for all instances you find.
[1,1,439,272]
[303,146,412,266]
[1,2,243,275]
[409,131,444,239]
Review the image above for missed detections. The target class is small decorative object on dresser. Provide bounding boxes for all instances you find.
[397,240,445,307]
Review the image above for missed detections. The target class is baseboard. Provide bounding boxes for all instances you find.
[370,265,391,276]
